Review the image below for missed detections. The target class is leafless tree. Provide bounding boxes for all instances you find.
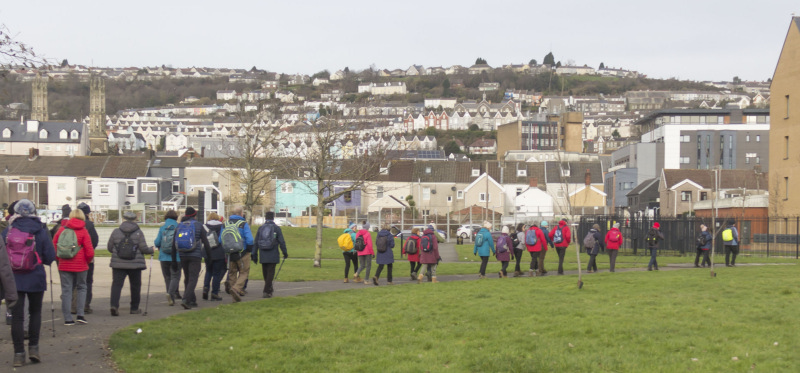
[1,24,48,70]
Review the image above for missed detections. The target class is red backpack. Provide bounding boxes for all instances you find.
[609,230,621,243]
[7,227,41,273]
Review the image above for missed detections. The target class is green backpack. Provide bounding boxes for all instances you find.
[57,228,81,259]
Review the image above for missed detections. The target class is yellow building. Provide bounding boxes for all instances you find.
[769,17,800,216]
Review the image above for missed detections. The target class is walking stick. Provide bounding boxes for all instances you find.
[274,257,286,280]
[143,254,153,316]
[574,224,583,290]
[49,264,55,337]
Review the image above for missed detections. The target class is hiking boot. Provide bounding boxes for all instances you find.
[266,292,273,298]
[410,272,417,281]
[110,307,119,316]
[372,277,379,286]
[210,293,223,301]
[84,307,93,314]
[76,316,88,324]
[431,276,439,283]
[558,271,564,275]
[29,345,40,363]
[479,274,486,279]
[130,309,141,315]
[343,278,349,283]
[363,280,369,285]
[231,291,241,303]
[224,282,231,294]
[513,271,521,277]
[202,287,209,300]
[14,352,25,367]
[167,294,174,306]
[528,270,534,277]
[387,282,394,285]
[417,273,424,284]
[354,275,361,283]
[181,301,192,309]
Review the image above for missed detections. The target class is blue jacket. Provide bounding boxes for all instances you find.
[699,230,712,250]
[1,216,56,292]
[375,229,396,265]
[154,218,180,262]
[473,228,495,256]
[540,226,554,248]
[228,214,255,255]
[254,221,287,264]
[724,226,740,246]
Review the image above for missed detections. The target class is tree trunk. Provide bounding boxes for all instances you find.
[314,194,324,267]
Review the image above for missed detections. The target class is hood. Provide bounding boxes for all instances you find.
[119,220,140,234]
[378,229,393,238]
[10,216,44,234]
[344,228,355,234]
[65,218,86,230]
[229,215,246,222]
[558,220,567,228]
[423,228,435,235]
[610,227,620,232]
[180,216,196,223]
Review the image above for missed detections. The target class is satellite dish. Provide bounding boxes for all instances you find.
[124,201,131,206]
[431,190,436,194]
[451,186,456,191]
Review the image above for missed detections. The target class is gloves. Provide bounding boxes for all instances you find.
[283,254,289,260]
[251,253,258,263]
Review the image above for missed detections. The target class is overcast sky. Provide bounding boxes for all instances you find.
[2,1,797,82]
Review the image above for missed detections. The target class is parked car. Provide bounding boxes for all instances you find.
[275,218,296,227]
[457,225,481,239]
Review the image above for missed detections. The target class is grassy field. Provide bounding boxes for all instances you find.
[109,265,800,372]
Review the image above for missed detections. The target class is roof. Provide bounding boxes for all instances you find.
[662,169,767,190]
[0,155,149,178]
[543,161,605,184]
[0,120,84,143]
[626,178,659,197]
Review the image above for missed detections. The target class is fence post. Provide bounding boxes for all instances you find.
[766,217,770,258]
[796,217,799,260]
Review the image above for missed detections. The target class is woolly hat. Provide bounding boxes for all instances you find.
[122,211,137,221]
[77,202,91,215]
[483,221,492,230]
[428,223,437,231]
[61,204,72,218]
[653,222,660,229]
[540,220,549,227]
[613,222,620,229]
[185,207,197,217]
[362,222,370,231]
[348,222,357,230]
[501,226,509,234]
[15,199,36,217]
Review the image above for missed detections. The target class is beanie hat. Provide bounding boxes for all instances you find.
[653,222,660,229]
[77,202,91,215]
[501,226,509,234]
[15,199,36,217]
[61,204,72,218]
[349,223,357,230]
[613,222,620,229]
[540,220,548,227]
[483,221,492,230]
[362,222,370,231]
[185,207,197,217]
[428,223,437,231]
[122,211,137,221]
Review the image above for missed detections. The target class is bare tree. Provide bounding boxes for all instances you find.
[281,116,389,267]
[1,24,48,70]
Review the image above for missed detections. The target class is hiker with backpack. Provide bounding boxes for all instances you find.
[525,223,548,276]
[107,211,153,316]
[202,213,226,301]
[512,223,527,277]
[338,223,358,283]
[153,210,181,306]
[373,224,396,285]
[473,221,495,279]
[695,224,712,268]
[584,224,604,273]
[252,211,288,298]
[353,221,374,285]
[223,207,254,302]
[418,224,441,283]
[548,219,572,275]
[604,222,623,272]
[722,221,740,267]
[53,207,94,326]
[172,207,211,309]
[646,222,665,271]
[73,203,98,315]
[2,199,55,367]
[403,227,422,281]
[495,226,512,278]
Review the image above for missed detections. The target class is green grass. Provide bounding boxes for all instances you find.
[109,265,800,372]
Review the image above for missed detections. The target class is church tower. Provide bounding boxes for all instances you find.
[88,75,108,154]
[31,74,48,121]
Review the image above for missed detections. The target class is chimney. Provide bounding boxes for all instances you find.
[528,177,538,188]
[28,148,39,161]
[585,169,591,186]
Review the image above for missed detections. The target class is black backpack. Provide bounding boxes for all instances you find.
[420,234,434,253]
[646,229,658,246]
[404,237,418,255]
[257,224,276,251]
[696,233,707,246]
[116,231,138,260]
[354,236,366,252]
[376,235,388,253]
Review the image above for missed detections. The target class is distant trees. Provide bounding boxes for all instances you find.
[475,57,487,65]
[543,52,555,66]
[442,78,451,97]
[529,59,537,66]
[444,140,462,155]
[599,62,605,69]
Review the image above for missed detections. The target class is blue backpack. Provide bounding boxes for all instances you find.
[525,229,538,246]
[175,220,196,252]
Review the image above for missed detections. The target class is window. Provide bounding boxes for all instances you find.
[343,191,352,203]
[141,183,157,193]
[423,187,431,200]
[679,157,690,164]
[39,129,48,139]
[479,193,490,202]
[99,184,110,195]
[59,129,68,139]
[746,134,750,142]
[560,168,570,177]
[471,169,480,177]
[380,167,389,175]
[756,135,760,142]
[70,130,79,139]
[127,181,135,196]
[680,135,691,143]
[756,157,760,164]
[425,167,431,174]
[2,128,10,138]
[239,183,247,194]
[172,181,180,193]
[376,186,384,198]
[17,183,28,193]
[57,183,66,191]
[700,192,708,201]
[785,136,789,160]
[681,191,692,202]
[516,187,523,196]
[44,145,51,151]
[172,168,180,177]
[87,181,92,194]
[303,171,311,178]
[517,169,527,177]
[447,196,453,202]
[281,183,294,194]
[457,190,464,199]
[0,143,4,151]
[786,95,790,119]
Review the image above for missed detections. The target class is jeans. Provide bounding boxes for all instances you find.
[529,251,537,271]
[356,255,372,279]
[180,257,202,305]
[203,259,226,295]
[11,292,43,353]
[59,270,87,321]
[375,263,393,282]
[725,245,739,265]
[648,247,659,269]
[110,268,142,310]
[160,260,182,298]
[513,248,524,272]
[343,251,358,278]
[409,261,422,275]
[608,249,618,271]
[555,247,567,274]
[72,261,94,311]
[261,262,277,295]
[587,254,598,272]
[479,256,489,275]
[227,252,251,295]
[500,261,509,276]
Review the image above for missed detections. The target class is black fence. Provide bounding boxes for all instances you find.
[578,216,800,258]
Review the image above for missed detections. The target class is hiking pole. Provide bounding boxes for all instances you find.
[274,257,286,280]
[49,264,55,337]
[143,254,153,316]
[573,224,583,290]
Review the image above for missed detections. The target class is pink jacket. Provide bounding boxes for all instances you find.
[53,218,94,272]
[356,229,373,256]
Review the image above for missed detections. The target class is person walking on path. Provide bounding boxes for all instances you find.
[495,226,512,278]
[418,225,441,283]
[695,224,712,268]
[2,199,54,367]
[202,213,226,301]
[53,208,94,325]
[583,224,604,273]
[354,221,374,285]
[604,222,623,272]
[646,222,665,271]
[549,219,572,275]
[525,223,548,276]
[536,220,552,275]
[252,211,288,298]
[341,223,358,283]
[173,207,211,309]
[107,211,153,316]
[373,224,395,285]
[153,210,181,306]
[722,221,740,267]
[74,203,98,315]
[473,221,495,279]
[224,207,254,301]
[512,223,527,277]
[402,227,422,281]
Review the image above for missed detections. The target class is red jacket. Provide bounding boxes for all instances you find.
[402,234,420,263]
[525,227,548,252]
[53,218,95,272]
[355,229,374,256]
[549,220,572,248]
[605,228,623,250]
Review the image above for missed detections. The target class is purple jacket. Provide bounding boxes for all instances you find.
[495,233,512,262]
[418,228,440,264]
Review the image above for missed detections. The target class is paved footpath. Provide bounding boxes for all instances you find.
[0,242,788,372]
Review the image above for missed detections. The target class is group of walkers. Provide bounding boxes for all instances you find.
[0,200,288,368]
